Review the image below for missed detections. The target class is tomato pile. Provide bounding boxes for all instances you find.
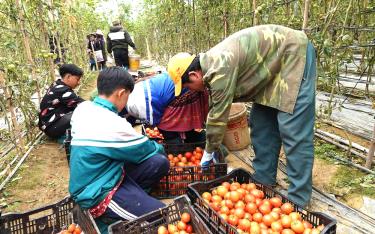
[167,147,203,167]
[58,223,82,234]
[145,127,164,139]
[201,181,325,234]
[157,212,194,234]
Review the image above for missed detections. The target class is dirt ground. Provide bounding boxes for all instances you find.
[1,140,69,212]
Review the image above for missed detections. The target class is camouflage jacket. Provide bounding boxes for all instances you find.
[200,24,308,152]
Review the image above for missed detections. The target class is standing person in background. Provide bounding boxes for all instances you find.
[107,20,136,68]
[95,30,107,70]
[87,33,97,71]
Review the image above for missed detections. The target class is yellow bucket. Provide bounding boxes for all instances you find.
[223,103,251,151]
[129,54,141,71]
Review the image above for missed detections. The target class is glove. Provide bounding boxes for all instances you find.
[200,151,219,168]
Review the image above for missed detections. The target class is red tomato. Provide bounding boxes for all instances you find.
[234,208,245,219]
[245,202,258,214]
[167,154,174,161]
[181,212,191,223]
[235,201,246,209]
[244,212,252,220]
[220,206,230,215]
[180,157,187,163]
[303,221,313,229]
[184,152,192,159]
[202,192,212,201]
[177,221,187,230]
[289,212,302,221]
[247,183,257,191]
[251,189,264,199]
[252,212,263,223]
[230,191,241,202]
[217,186,229,197]
[222,182,231,190]
[195,147,203,153]
[262,214,274,227]
[270,211,280,221]
[259,204,272,215]
[238,218,251,231]
[68,224,76,233]
[210,201,221,212]
[224,199,234,209]
[168,224,178,233]
[281,203,294,214]
[244,194,256,203]
[272,207,282,214]
[212,195,223,203]
[220,213,228,221]
[270,197,282,208]
[291,220,305,234]
[228,215,239,226]
[185,224,193,233]
[271,221,283,232]
[281,215,292,228]
[282,229,296,234]
[237,188,247,198]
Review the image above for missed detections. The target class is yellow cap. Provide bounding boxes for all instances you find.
[167,53,195,96]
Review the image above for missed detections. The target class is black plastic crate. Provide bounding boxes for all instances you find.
[152,142,228,199]
[187,168,337,234]
[108,195,212,234]
[0,197,100,234]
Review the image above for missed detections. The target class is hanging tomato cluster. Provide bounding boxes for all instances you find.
[201,181,325,234]
[157,212,194,234]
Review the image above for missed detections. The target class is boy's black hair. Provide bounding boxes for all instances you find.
[59,64,84,78]
[97,67,134,96]
[181,55,201,84]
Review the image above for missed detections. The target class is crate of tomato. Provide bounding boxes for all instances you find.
[142,124,164,144]
[108,195,212,234]
[187,168,337,234]
[0,196,100,234]
[151,141,228,199]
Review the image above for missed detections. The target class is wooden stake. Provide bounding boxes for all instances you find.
[302,0,310,32]
[365,124,375,169]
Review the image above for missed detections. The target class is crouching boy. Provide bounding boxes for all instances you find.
[69,67,169,233]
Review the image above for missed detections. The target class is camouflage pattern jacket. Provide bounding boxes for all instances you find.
[200,24,308,152]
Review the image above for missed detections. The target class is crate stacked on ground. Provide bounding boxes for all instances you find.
[152,141,227,199]
[0,197,100,234]
[108,195,212,234]
[187,168,337,234]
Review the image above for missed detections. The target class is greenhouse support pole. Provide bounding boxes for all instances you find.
[302,0,310,32]
[365,124,375,169]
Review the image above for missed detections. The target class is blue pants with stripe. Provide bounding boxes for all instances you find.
[96,153,169,233]
[250,42,316,207]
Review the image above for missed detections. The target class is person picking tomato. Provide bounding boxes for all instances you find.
[69,67,169,233]
[167,24,316,208]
